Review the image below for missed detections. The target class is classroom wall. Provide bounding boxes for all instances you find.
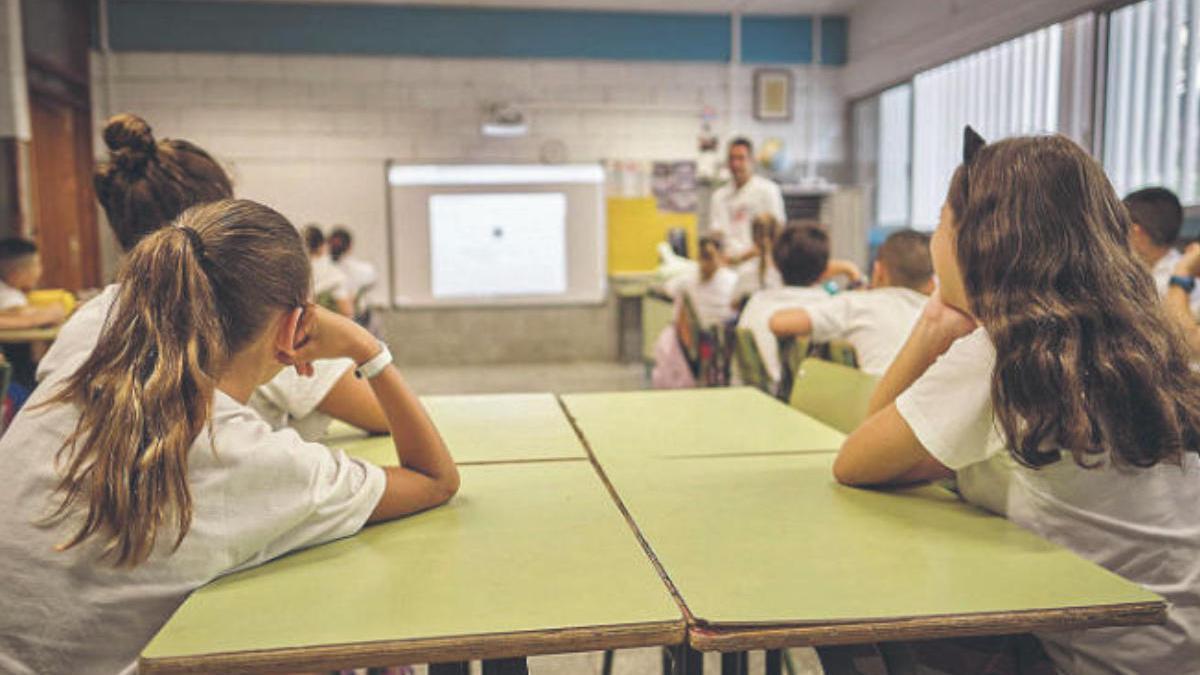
[90,51,846,289]
[844,0,1112,99]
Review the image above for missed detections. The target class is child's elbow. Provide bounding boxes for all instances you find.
[435,468,461,503]
[831,441,870,487]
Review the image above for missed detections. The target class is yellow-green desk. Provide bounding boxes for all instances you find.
[561,389,1164,671]
[0,325,59,344]
[140,461,683,674]
[329,393,588,465]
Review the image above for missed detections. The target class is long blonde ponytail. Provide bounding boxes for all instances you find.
[44,199,309,566]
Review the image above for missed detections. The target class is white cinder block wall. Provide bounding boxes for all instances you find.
[91,51,846,298]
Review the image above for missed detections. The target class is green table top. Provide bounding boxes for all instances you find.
[328,393,587,466]
[597,452,1162,648]
[562,388,846,459]
[141,462,684,673]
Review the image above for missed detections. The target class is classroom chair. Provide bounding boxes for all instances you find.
[788,358,878,434]
[315,290,339,313]
[733,327,771,393]
[808,339,859,369]
[675,295,733,387]
[775,336,811,402]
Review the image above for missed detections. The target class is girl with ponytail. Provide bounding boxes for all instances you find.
[833,129,1200,672]
[41,112,389,441]
[0,199,456,673]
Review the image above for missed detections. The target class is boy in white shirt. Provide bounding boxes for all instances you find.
[304,225,354,317]
[0,238,65,327]
[737,223,833,385]
[769,230,933,376]
[1124,187,1200,315]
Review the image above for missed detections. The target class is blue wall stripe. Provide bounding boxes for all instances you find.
[109,1,731,62]
[107,1,847,65]
[741,16,813,65]
[820,16,849,66]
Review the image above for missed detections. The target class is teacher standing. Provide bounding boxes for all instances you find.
[709,137,787,265]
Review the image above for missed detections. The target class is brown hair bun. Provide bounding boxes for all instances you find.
[103,113,158,172]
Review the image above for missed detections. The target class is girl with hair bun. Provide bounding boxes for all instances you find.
[0,199,457,673]
[42,113,389,440]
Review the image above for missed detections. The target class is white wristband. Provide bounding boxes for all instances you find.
[355,343,392,380]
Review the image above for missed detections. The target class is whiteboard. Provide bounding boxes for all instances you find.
[387,163,607,307]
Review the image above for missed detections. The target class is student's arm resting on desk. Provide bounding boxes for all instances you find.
[289,307,459,523]
[835,293,975,487]
[317,367,389,433]
[1168,243,1200,356]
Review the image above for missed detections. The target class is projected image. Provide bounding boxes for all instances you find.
[429,193,568,299]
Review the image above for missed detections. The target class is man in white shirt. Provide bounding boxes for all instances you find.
[769,230,934,376]
[1125,187,1200,315]
[710,138,787,263]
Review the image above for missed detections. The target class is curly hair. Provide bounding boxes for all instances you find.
[946,132,1200,469]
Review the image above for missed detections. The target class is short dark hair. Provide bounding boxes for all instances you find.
[0,238,38,281]
[1124,187,1183,247]
[302,224,324,254]
[729,137,753,155]
[328,226,352,261]
[876,229,933,291]
[698,233,724,254]
[773,222,830,287]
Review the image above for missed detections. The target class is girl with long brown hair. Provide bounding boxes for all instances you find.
[833,129,1200,672]
[39,113,388,440]
[0,199,457,673]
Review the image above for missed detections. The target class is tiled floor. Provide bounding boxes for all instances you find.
[396,361,825,674]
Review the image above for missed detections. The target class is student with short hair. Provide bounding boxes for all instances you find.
[736,222,832,384]
[769,229,933,376]
[834,129,1200,673]
[303,224,355,318]
[0,238,65,328]
[0,199,457,674]
[39,113,386,440]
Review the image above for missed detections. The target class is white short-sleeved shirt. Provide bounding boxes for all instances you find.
[336,256,378,299]
[1152,249,1200,317]
[803,287,927,376]
[664,267,739,328]
[312,255,352,302]
[37,283,352,439]
[0,280,27,311]
[0,353,385,675]
[896,329,1200,675]
[709,175,787,258]
[737,285,830,383]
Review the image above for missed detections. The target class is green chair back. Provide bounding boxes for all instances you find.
[733,328,770,393]
[788,358,878,434]
[776,336,811,402]
[825,339,860,369]
[315,290,339,313]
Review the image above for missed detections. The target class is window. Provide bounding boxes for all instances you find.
[852,83,912,234]
[1103,0,1200,203]
[910,23,1065,228]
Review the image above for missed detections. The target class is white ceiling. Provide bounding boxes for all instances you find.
[196,0,861,15]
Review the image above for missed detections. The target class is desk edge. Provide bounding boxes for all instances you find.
[688,600,1167,651]
[139,619,686,674]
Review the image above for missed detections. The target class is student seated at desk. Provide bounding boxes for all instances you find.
[304,225,354,318]
[768,230,933,376]
[0,200,458,674]
[731,214,783,307]
[39,113,386,441]
[833,128,1200,673]
[737,222,848,386]
[652,235,737,388]
[0,238,66,330]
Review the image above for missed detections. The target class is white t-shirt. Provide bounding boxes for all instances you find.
[737,285,830,383]
[0,352,385,675]
[0,279,27,311]
[664,267,739,328]
[803,287,927,376]
[37,283,352,439]
[896,329,1200,675]
[709,175,787,258]
[312,255,352,301]
[732,259,783,304]
[335,256,378,300]
[1151,248,1200,317]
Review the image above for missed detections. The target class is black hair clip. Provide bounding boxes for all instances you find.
[963,125,987,164]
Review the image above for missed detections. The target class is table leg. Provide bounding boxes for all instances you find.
[720,651,747,675]
[665,644,704,675]
[481,657,528,675]
[765,649,783,675]
[602,649,615,675]
[429,663,470,675]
